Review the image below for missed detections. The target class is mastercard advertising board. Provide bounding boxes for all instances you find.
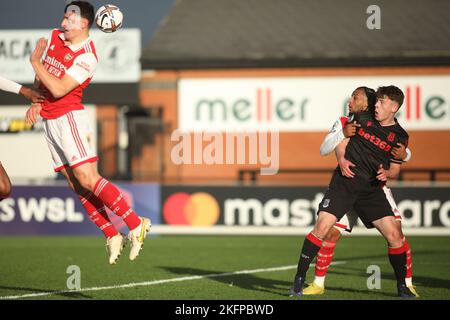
[160,186,450,234]
[161,186,327,228]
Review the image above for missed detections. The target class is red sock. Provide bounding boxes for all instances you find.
[315,241,336,277]
[404,239,413,279]
[80,192,118,238]
[93,178,141,230]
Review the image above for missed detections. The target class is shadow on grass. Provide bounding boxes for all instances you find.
[327,247,450,290]
[157,266,291,297]
[329,264,450,291]
[322,283,400,299]
[157,248,447,299]
[0,285,92,300]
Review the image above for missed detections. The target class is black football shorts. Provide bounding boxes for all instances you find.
[318,170,395,228]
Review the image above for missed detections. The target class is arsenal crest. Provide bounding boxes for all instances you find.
[64,53,73,62]
[388,132,396,142]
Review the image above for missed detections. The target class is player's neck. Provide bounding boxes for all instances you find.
[67,31,89,46]
[379,117,396,126]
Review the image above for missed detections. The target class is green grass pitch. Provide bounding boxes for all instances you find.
[0,235,449,300]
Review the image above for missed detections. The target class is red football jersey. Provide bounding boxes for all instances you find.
[40,29,98,119]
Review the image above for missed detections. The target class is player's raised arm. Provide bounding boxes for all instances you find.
[30,38,80,99]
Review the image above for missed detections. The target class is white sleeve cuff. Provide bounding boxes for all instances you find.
[404,148,412,162]
[320,128,346,156]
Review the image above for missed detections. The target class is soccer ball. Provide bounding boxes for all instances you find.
[95,4,123,33]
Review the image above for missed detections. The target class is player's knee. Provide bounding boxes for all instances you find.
[326,227,342,242]
[314,212,337,238]
[385,229,403,246]
[78,176,95,191]
[313,223,331,239]
[73,172,97,192]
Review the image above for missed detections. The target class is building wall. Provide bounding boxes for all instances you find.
[96,105,118,178]
[137,67,450,183]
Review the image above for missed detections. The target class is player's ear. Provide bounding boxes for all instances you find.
[392,103,400,113]
[81,17,89,29]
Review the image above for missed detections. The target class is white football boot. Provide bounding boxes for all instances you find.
[128,217,151,261]
[106,233,127,265]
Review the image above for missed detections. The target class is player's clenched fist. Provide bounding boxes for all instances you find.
[343,122,361,138]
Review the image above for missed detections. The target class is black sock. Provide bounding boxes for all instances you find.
[388,245,407,286]
[295,232,322,279]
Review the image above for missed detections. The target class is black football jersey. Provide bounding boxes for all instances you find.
[344,111,409,181]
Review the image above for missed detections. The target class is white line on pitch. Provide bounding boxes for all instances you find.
[0,261,346,300]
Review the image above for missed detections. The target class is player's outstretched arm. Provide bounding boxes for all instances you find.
[18,86,45,103]
[0,75,22,94]
[0,76,44,103]
[30,38,79,99]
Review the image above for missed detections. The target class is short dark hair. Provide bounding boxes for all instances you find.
[65,1,95,28]
[376,86,405,108]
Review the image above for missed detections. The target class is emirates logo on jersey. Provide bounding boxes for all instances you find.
[64,53,73,62]
[388,132,396,142]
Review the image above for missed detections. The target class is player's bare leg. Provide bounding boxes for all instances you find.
[71,162,151,261]
[303,226,342,295]
[290,211,337,297]
[372,216,417,298]
[60,167,127,264]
